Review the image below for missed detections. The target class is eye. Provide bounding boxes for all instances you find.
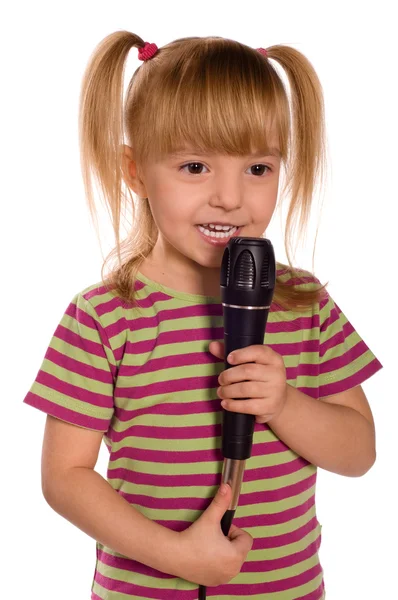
[247,164,272,176]
[179,162,273,176]
[180,162,208,175]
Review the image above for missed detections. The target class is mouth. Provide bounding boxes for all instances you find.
[196,223,241,239]
[195,223,243,246]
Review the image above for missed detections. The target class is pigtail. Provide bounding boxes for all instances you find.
[78,30,145,266]
[265,45,328,269]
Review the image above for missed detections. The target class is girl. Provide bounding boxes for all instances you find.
[24,31,383,599]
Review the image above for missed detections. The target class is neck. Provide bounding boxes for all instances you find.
[141,243,222,297]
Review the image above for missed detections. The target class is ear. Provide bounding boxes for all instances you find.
[121,145,148,198]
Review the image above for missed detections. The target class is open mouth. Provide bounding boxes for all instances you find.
[197,224,240,239]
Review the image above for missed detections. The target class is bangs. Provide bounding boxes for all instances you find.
[130,38,290,164]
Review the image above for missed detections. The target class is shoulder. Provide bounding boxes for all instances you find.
[276,261,325,292]
[71,281,126,317]
[68,281,130,343]
[77,280,120,306]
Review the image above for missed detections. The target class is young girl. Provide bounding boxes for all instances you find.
[24,31,383,600]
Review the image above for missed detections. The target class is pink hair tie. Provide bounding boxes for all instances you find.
[138,42,158,61]
[257,48,268,57]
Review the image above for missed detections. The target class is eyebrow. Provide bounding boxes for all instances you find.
[170,148,281,158]
[252,148,281,158]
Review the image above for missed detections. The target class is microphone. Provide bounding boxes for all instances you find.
[197,237,276,600]
[219,237,276,535]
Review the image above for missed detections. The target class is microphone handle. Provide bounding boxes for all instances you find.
[220,307,269,537]
[222,306,269,460]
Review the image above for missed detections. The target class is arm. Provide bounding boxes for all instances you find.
[41,415,182,576]
[268,384,376,477]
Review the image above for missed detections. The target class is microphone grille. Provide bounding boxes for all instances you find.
[221,247,230,286]
[261,254,270,287]
[235,250,255,288]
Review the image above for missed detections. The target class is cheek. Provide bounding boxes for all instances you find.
[149,183,198,221]
[147,194,192,233]
[253,193,278,223]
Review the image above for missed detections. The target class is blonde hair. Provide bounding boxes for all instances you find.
[79,31,329,311]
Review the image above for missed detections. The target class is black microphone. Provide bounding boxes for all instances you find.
[219,237,276,535]
[198,237,276,600]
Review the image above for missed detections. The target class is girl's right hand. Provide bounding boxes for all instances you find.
[176,483,253,587]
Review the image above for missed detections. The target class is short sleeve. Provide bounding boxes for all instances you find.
[318,290,383,398]
[23,292,115,431]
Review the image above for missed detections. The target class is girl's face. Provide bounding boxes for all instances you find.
[127,144,281,274]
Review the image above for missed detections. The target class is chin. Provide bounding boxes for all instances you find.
[193,252,223,270]
[171,237,228,270]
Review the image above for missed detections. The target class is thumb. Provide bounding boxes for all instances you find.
[205,483,232,521]
[208,341,225,360]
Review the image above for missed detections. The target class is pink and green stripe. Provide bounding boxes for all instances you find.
[24,266,382,599]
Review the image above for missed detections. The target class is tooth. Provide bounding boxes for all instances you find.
[198,224,238,238]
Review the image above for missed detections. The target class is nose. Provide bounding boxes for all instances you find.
[208,172,243,211]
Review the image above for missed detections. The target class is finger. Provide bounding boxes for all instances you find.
[208,341,225,360]
[205,483,232,522]
[227,523,241,537]
[227,344,281,367]
[218,363,269,386]
[227,523,252,543]
[228,526,254,552]
[228,523,251,540]
[221,398,270,416]
[218,381,266,400]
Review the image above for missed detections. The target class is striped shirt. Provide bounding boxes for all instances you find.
[24,266,383,599]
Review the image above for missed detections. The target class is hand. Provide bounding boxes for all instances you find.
[177,483,253,586]
[209,341,288,424]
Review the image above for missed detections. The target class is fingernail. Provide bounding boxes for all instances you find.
[227,352,235,363]
[220,483,228,495]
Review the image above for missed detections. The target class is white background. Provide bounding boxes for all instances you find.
[1,1,396,598]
